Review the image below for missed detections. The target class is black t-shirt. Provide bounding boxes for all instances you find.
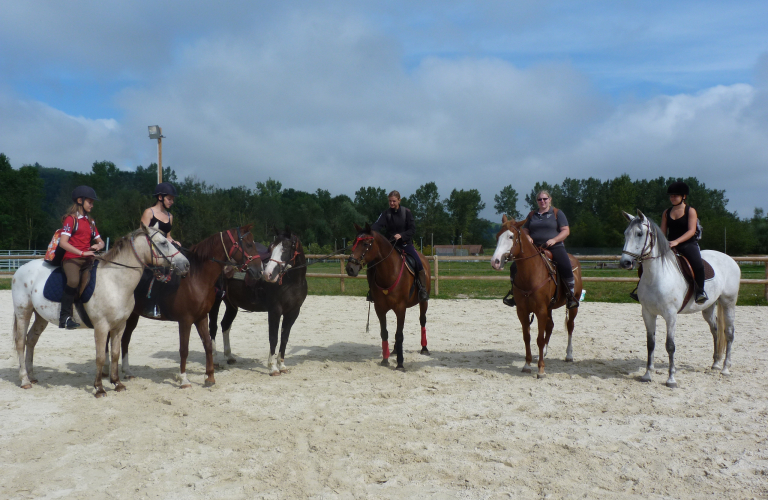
[522,207,569,247]
[370,207,416,245]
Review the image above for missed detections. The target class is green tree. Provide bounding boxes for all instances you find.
[354,186,387,224]
[493,184,521,220]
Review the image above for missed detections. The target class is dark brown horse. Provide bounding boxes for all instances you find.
[117,224,263,387]
[208,229,307,375]
[345,223,430,370]
[490,215,582,378]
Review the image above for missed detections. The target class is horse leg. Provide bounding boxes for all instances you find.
[267,309,282,376]
[518,308,533,373]
[375,304,390,366]
[109,324,127,392]
[178,322,193,388]
[639,307,657,383]
[194,318,216,387]
[24,312,48,385]
[536,312,549,378]
[208,294,221,362]
[394,305,407,371]
[277,308,300,373]
[120,313,140,379]
[419,300,430,355]
[542,314,555,359]
[93,327,109,398]
[719,300,736,376]
[663,313,678,388]
[13,308,34,389]
[564,307,577,362]
[701,304,722,370]
[220,300,238,365]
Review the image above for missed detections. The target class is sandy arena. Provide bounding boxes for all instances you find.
[1,290,767,499]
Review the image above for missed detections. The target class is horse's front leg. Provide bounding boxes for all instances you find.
[517,307,533,373]
[277,308,301,374]
[194,318,216,387]
[701,304,722,371]
[564,307,577,362]
[418,301,429,355]
[663,313,678,388]
[375,303,390,366]
[214,300,238,367]
[109,324,127,392]
[24,313,48,385]
[394,305,407,371]
[640,307,657,383]
[178,322,193,388]
[267,309,282,376]
[120,313,140,379]
[13,310,34,389]
[93,326,109,398]
[535,312,549,378]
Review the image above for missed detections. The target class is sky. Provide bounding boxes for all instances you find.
[1,1,767,220]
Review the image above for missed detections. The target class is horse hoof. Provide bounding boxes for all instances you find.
[21,384,32,390]
[666,381,678,389]
[721,368,731,376]
[270,371,281,377]
[227,359,237,365]
[180,383,192,389]
[94,390,107,398]
[537,373,546,379]
[125,375,136,380]
[420,347,430,356]
[565,357,574,363]
[30,378,38,384]
[115,383,127,392]
[280,368,289,374]
[204,379,216,387]
[381,359,390,366]
[396,365,406,372]
[521,367,532,374]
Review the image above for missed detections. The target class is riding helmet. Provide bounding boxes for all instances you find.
[667,181,689,196]
[71,185,99,203]
[153,182,178,197]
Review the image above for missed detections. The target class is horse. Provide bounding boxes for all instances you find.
[490,214,582,378]
[619,210,740,388]
[11,225,189,396]
[208,229,308,376]
[345,223,430,370]
[117,224,263,388]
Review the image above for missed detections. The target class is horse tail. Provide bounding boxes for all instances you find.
[716,300,727,361]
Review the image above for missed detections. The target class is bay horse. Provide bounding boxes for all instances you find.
[490,214,582,378]
[11,225,189,396]
[620,210,740,387]
[208,229,307,376]
[117,224,263,388]
[345,223,430,370]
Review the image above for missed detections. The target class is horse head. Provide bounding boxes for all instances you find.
[619,209,651,270]
[219,223,264,280]
[140,223,190,276]
[491,214,523,270]
[346,223,376,277]
[263,228,301,283]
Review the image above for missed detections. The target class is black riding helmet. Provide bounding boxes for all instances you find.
[153,182,177,198]
[71,185,99,204]
[667,181,689,196]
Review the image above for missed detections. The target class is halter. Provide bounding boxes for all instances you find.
[128,230,180,281]
[219,227,261,272]
[621,219,657,263]
[268,235,302,284]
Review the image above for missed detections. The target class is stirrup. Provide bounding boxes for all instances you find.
[695,290,708,304]
[502,290,516,307]
[62,316,80,329]
[629,286,639,302]
[366,290,373,302]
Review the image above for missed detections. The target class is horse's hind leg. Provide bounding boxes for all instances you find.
[718,301,736,376]
[518,308,533,373]
[109,324,127,393]
[220,301,238,365]
[639,308,657,383]
[565,307,577,362]
[419,301,429,355]
[701,304,722,371]
[394,306,407,371]
[25,313,48,385]
[535,312,549,378]
[193,318,216,387]
[93,327,109,398]
[267,309,282,376]
[663,313,678,388]
[276,308,300,374]
[13,309,34,389]
[375,304,390,366]
[120,313,140,379]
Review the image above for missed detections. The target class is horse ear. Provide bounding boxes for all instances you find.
[272,226,280,236]
[622,211,635,222]
[636,209,646,221]
[242,223,254,233]
[353,223,362,232]
[140,222,149,233]
[364,222,371,232]
[502,214,508,224]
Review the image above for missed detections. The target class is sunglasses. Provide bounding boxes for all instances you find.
[537,197,549,201]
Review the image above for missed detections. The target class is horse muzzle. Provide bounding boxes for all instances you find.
[345,260,361,277]
[619,255,635,270]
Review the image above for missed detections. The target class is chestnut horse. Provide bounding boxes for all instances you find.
[490,215,582,378]
[117,224,263,388]
[345,223,430,370]
[208,229,307,375]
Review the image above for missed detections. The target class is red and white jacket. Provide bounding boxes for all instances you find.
[61,215,101,261]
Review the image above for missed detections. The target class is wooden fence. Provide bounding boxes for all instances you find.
[3,254,768,299]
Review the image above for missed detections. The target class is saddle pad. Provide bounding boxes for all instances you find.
[403,253,417,276]
[703,260,715,281]
[43,261,99,303]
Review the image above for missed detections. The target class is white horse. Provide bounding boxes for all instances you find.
[11,225,189,397]
[620,210,740,388]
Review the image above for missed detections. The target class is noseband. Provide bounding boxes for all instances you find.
[129,231,181,281]
[220,227,261,272]
[347,235,374,267]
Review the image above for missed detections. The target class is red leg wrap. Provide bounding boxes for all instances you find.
[421,327,427,347]
[382,341,390,359]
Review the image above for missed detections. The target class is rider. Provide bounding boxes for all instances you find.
[141,182,177,245]
[57,186,105,329]
[505,189,578,309]
[661,181,707,304]
[369,190,429,302]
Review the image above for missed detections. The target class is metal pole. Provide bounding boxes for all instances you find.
[157,135,163,184]
[434,255,439,296]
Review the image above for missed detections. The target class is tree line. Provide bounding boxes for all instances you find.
[1,152,766,255]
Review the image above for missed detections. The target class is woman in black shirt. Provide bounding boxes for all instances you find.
[661,181,707,304]
[141,183,177,245]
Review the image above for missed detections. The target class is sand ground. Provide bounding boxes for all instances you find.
[1,290,767,499]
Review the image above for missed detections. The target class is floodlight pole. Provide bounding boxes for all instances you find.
[148,125,165,184]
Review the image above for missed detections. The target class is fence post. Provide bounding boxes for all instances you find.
[434,255,439,297]
[339,257,345,293]
[765,261,767,302]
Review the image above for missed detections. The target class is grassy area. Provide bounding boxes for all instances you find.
[2,263,765,305]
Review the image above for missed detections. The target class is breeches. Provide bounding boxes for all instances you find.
[549,244,574,282]
[62,258,87,288]
[676,242,705,289]
[401,244,423,272]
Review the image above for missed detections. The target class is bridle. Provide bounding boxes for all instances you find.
[268,235,301,284]
[348,234,396,270]
[128,229,182,282]
[218,227,261,273]
[621,219,657,263]
[499,225,546,264]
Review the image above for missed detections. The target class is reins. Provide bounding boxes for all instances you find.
[348,234,403,292]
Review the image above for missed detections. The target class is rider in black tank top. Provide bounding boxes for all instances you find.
[662,181,707,304]
[149,209,173,235]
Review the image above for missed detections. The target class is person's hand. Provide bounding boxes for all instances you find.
[90,243,101,251]
[393,234,401,241]
[669,240,678,249]
[544,238,557,248]
[82,250,95,257]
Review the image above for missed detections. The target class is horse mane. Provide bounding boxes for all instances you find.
[188,232,224,265]
[101,228,145,262]
[631,216,676,267]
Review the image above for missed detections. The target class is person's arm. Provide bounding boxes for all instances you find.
[545,226,570,248]
[167,214,175,243]
[660,210,668,235]
[140,208,153,228]
[669,207,698,248]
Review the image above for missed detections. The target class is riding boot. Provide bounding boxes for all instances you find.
[694,284,708,304]
[59,285,81,329]
[565,278,579,309]
[366,289,373,302]
[503,263,517,307]
[417,269,429,302]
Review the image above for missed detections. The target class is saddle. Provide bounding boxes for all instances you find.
[633,254,715,310]
[42,260,99,304]
[394,246,417,277]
